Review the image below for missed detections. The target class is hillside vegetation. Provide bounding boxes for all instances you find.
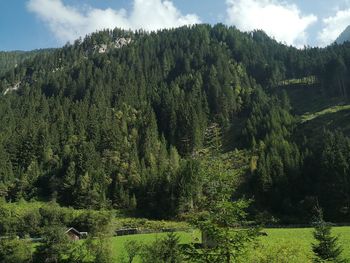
[1,25,350,224]
[0,50,51,77]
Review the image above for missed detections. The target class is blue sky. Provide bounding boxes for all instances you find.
[1,0,350,51]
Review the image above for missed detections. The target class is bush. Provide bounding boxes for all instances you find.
[140,232,183,263]
[72,210,113,235]
[18,209,41,237]
[114,217,189,232]
[89,236,114,263]
[0,238,32,263]
[122,240,143,263]
[0,205,19,235]
[38,202,74,227]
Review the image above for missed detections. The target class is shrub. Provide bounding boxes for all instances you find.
[0,238,32,263]
[72,210,113,235]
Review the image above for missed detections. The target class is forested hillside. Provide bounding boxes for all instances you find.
[1,24,350,222]
[0,50,50,77]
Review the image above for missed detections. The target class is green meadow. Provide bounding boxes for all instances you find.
[260,227,350,261]
[110,227,350,262]
[110,231,200,261]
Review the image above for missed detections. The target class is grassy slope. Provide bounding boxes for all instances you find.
[300,104,350,123]
[280,85,344,116]
[279,84,350,140]
[297,108,350,141]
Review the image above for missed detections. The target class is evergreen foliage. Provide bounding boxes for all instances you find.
[183,199,259,263]
[1,24,350,222]
[312,209,345,263]
[33,225,72,263]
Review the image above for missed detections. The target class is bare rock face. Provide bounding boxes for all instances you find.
[92,38,132,54]
[114,38,132,49]
[4,81,21,95]
[98,44,108,54]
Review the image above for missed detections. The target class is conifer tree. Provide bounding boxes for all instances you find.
[312,208,345,263]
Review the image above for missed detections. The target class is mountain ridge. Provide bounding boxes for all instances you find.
[336,25,350,44]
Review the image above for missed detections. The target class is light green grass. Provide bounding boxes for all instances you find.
[278,76,317,86]
[300,104,350,123]
[109,227,350,262]
[110,230,200,262]
[261,227,350,260]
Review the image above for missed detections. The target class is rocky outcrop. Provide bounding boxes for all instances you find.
[93,38,132,54]
[4,81,20,95]
[114,38,132,49]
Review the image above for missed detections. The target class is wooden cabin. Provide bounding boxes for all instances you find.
[65,227,87,241]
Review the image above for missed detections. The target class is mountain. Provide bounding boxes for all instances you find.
[335,25,350,44]
[1,25,350,222]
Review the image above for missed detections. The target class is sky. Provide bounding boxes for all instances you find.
[1,0,350,51]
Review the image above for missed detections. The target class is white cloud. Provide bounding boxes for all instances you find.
[318,9,350,46]
[225,0,317,47]
[130,0,199,31]
[27,0,200,43]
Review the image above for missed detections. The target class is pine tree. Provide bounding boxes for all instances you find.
[312,208,345,263]
[183,199,259,263]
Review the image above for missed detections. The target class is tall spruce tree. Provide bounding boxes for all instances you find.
[312,208,345,263]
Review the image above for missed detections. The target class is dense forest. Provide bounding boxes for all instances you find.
[1,24,350,223]
[0,50,50,77]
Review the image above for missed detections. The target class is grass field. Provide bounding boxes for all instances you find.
[262,227,350,260]
[110,227,350,262]
[110,230,200,262]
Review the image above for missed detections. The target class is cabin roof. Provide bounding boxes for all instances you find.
[65,227,81,236]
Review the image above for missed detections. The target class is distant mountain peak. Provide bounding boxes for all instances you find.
[335,25,350,44]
